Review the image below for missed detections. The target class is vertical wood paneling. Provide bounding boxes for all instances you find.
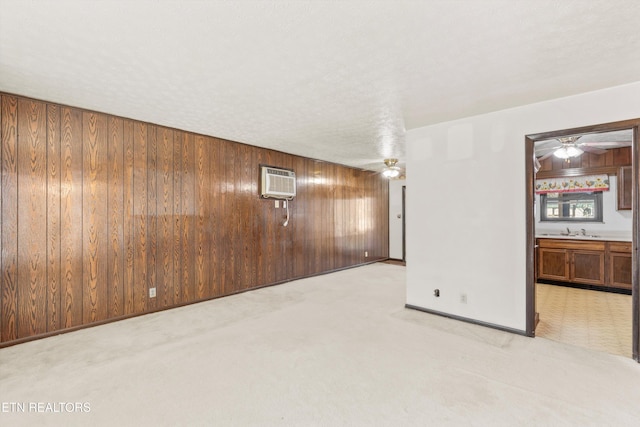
[46,104,61,332]
[108,116,124,317]
[241,144,253,290]
[327,162,336,271]
[263,150,275,285]
[1,95,18,341]
[173,131,183,304]
[17,98,48,337]
[123,119,135,314]
[614,146,631,165]
[272,151,285,283]
[181,132,195,302]
[254,149,266,284]
[305,160,315,275]
[61,107,83,328]
[227,141,240,291]
[194,135,209,299]
[565,155,581,168]
[147,125,158,311]
[157,127,174,308]
[133,122,148,313]
[332,163,342,270]
[0,92,390,346]
[363,171,371,260]
[210,138,222,296]
[282,154,294,280]
[82,111,108,323]
[218,140,231,293]
[296,157,308,277]
[351,169,359,265]
[321,161,330,272]
[382,176,389,258]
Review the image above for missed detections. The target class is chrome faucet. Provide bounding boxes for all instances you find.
[581,228,586,236]
[566,227,571,235]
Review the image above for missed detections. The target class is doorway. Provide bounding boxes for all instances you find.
[525,119,640,362]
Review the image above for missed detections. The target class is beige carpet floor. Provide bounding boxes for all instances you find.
[1,263,640,426]
[536,283,632,358]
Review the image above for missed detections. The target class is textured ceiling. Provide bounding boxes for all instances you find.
[2,1,640,173]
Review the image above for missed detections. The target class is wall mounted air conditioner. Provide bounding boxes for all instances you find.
[260,166,296,199]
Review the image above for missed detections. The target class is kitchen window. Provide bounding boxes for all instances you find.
[540,192,603,222]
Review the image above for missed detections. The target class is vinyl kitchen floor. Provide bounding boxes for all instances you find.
[536,283,632,358]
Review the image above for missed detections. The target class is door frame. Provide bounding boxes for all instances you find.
[402,185,406,262]
[525,119,640,362]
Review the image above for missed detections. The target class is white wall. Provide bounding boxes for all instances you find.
[406,81,640,332]
[535,175,632,236]
[389,179,406,259]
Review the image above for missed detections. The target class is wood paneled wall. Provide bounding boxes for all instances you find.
[0,93,389,345]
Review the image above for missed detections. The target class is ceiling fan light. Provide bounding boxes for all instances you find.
[553,147,569,159]
[553,145,583,159]
[566,146,583,157]
[382,158,401,178]
[383,167,400,178]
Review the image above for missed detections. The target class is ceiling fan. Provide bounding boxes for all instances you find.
[535,135,611,161]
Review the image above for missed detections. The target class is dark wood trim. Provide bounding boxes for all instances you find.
[405,304,527,336]
[402,185,406,263]
[535,165,620,179]
[527,119,640,141]
[633,125,640,362]
[527,118,640,362]
[526,136,536,336]
[383,258,406,266]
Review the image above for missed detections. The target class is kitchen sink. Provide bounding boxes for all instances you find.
[538,233,600,238]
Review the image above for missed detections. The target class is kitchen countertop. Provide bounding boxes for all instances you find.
[535,233,631,242]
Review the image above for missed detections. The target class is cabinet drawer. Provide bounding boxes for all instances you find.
[609,242,631,253]
[538,238,605,251]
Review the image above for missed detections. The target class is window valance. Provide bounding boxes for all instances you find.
[535,174,609,194]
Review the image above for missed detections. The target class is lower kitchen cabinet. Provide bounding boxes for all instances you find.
[537,248,569,281]
[537,238,629,290]
[570,250,606,286]
[609,242,632,290]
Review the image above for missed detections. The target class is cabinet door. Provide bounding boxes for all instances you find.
[538,248,569,281]
[571,250,605,286]
[610,252,632,290]
[617,166,632,210]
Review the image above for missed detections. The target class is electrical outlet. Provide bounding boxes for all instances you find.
[149,287,156,298]
[460,293,467,304]
[365,251,368,257]
[275,200,279,208]
[283,201,287,208]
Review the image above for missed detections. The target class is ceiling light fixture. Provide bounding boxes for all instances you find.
[553,145,583,159]
[382,158,400,178]
[553,136,583,159]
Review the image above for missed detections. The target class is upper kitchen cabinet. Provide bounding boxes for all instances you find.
[617,165,632,210]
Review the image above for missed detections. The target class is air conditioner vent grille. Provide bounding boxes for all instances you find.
[261,166,296,199]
